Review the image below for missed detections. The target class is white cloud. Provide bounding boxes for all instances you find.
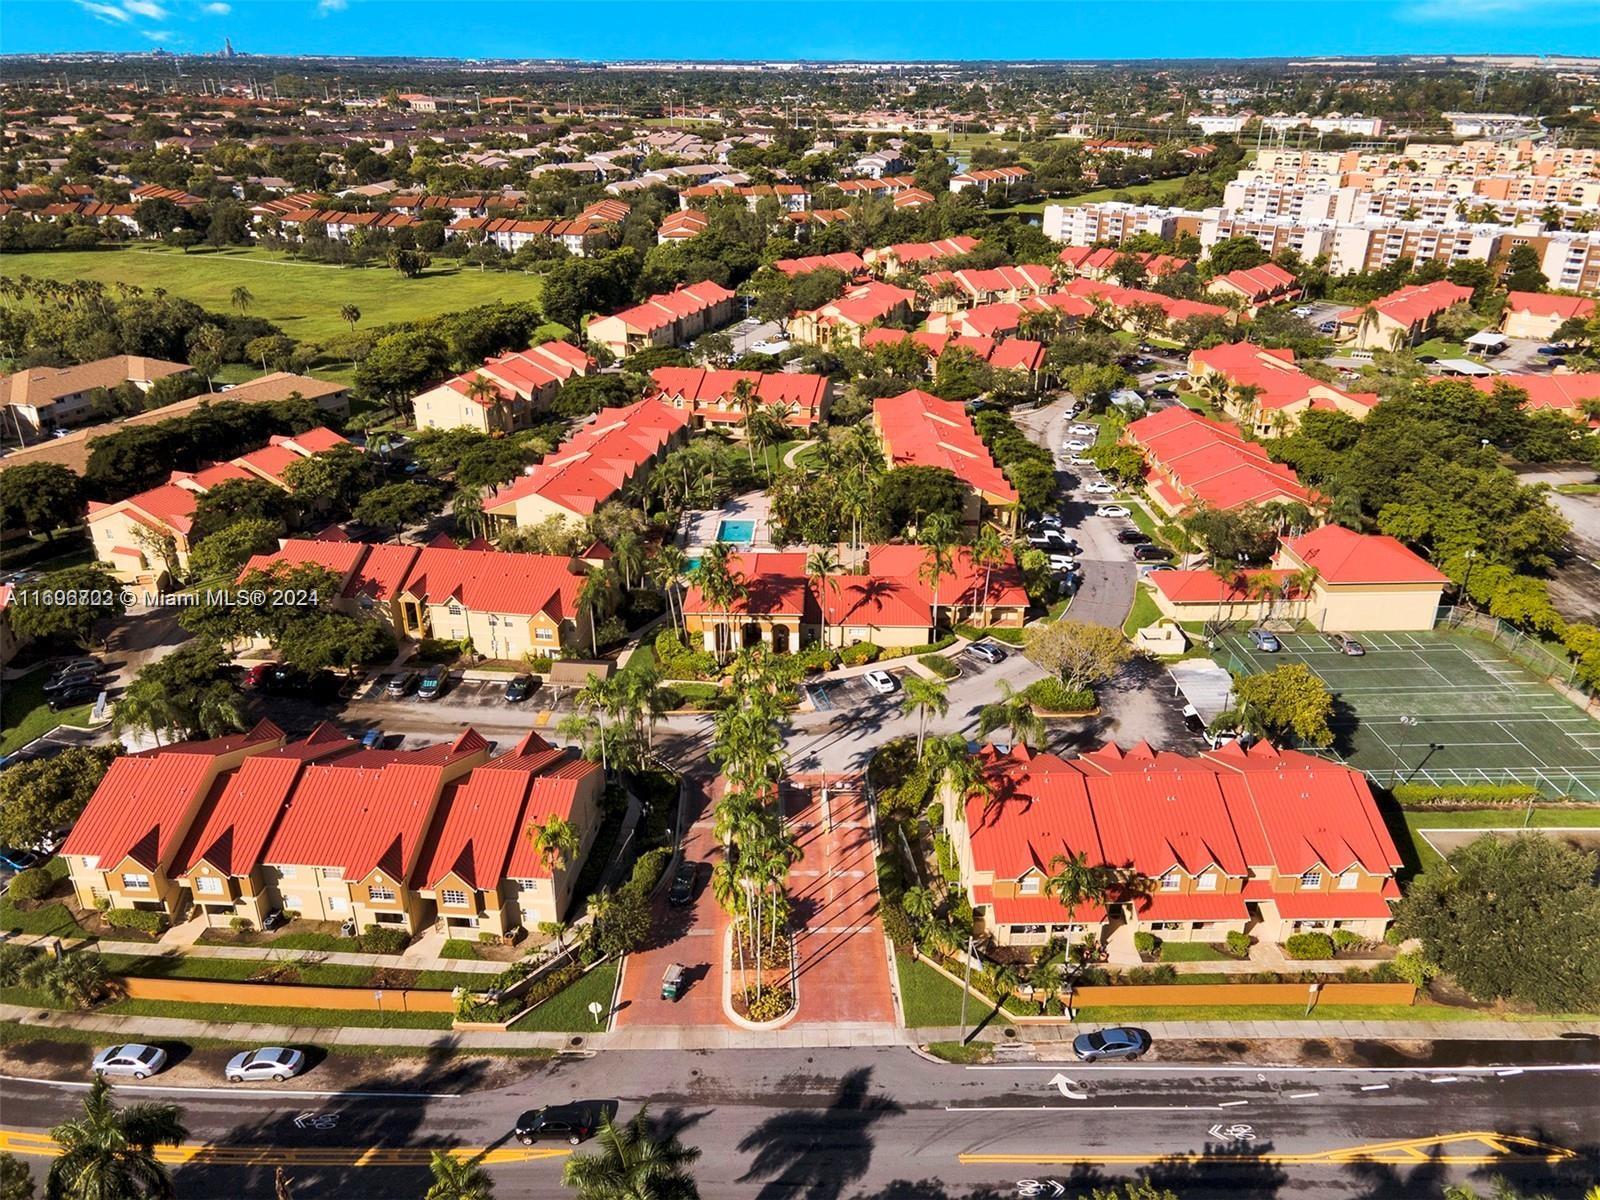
[122,0,170,17]
[203,1,232,12]
[1402,0,1576,18]
[317,0,347,12]
[140,28,174,41]
[75,1,134,23]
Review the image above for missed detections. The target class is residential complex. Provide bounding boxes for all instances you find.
[1,355,192,435]
[411,340,592,434]
[873,389,1020,529]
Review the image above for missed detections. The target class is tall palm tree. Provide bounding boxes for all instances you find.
[48,1076,187,1200]
[578,566,617,657]
[977,680,1045,750]
[230,285,254,315]
[340,303,362,331]
[528,814,580,873]
[731,376,762,467]
[901,674,950,761]
[918,512,958,635]
[651,545,689,637]
[562,1107,700,1200]
[805,547,840,651]
[1044,849,1119,924]
[425,1150,494,1200]
[612,531,645,591]
[924,733,989,823]
[691,542,746,664]
[969,525,1008,627]
[465,373,501,415]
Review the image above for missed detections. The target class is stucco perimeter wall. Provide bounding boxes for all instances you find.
[1043,981,1417,1009]
[117,976,456,1013]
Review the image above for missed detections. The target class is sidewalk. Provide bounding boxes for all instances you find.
[5,934,518,976]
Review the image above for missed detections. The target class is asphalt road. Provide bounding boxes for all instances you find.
[4,1046,1596,1198]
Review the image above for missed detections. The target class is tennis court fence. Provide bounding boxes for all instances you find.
[1436,606,1598,709]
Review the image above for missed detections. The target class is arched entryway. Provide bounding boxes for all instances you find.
[742,621,764,649]
[771,624,791,653]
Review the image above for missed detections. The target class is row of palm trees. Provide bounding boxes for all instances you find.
[559,659,672,776]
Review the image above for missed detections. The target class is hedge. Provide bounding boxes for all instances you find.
[630,847,673,895]
[105,908,167,935]
[880,901,915,949]
[957,624,1025,645]
[1391,783,1552,808]
[839,642,882,666]
[880,633,959,661]
[652,629,719,681]
[1022,679,1096,712]
[357,925,411,955]
[6,868,53,903]
[1284,932,1335,960]
[919,654,960,680]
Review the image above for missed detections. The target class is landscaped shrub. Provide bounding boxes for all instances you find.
[1021,679,1096,712]
[652,629,718,681]
[1390,783,1549,809]
[925,802,943,827]
[1331,929,1366,952]
[523,653,554,673]
[630,847,673,895]
[839,641,882,666]
[0,943,39,986]
[356,925,411,955]
[742,985,793,1022]
[880,901,915,949]
[919,654,960,680]
[6,868,53,903]
[1225,930,1252,959]
[104,908,166,935]
[1384,926,1404,946]
[793,643,835,673]
[1285,932,1336,960]
[934,832,960,884]
[880,634,958,661]
[957,624,1025,646]
[522,962,583,1009]
[1133,931,1158,956]
[228,916,253,934]
[666,682,723,710]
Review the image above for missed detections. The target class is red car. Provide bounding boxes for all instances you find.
[242,664,272,689]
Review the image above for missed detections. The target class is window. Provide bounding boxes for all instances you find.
[1338,872,1360,890]
[369,885,396,902]
[448,602,462,615]
[321,867,343,881]
[1299,870,1323,889]
[1018,876,1040,896]
[515,878,540,890]
[283,896,302,913]
[1196,873,1218,892]
[442,889,469,907]
[328,896,346,913]
[194,876,223,896]
[1159,872,1181,892]
[278,866,297,880]
[121,873,150,891]
[536,628,554,641]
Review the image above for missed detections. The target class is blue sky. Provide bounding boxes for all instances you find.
[3,0,1598,60]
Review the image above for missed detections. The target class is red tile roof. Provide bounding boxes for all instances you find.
[604,281,736,335]
[1210,262,1298,303]
[1124,407,1318,512]
[1190,343,1365,414]
[873,236,979,264]
[1279,524,1447,586]
[1147,568,1300,605]
[1339,280,1474,328]
[682,552,812,618]
[647,367,830,428]
[1063,277,1231,324]
[1503,292,1593,322]
[874,389,1019,504]
[860,329,1046,373]
[800,280,916,330]
[1449,372,1600,421]
[772,251,865,277]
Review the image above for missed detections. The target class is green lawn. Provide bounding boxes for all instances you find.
[507,961,619,1032]
[99,953,380,989]
[1,669,97,757]
[1070,1003,1591,1022]
[0,245,546,344]
[1123,584,1162,638]
[1157,941,1232,963]
[0,858,95,939]
[1393,806,1600,876]
[923,1040,991,1064]
[1061,178,1188,208]
[1554,482,1600,496]
[0,533,96,575]
[439,939,482,960]
[1413,337,1473,360]
[896,952,984,1029]
[617,641,658,679]
[100,998,453,1029]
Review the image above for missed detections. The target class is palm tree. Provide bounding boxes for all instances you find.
[574,674,621,773]
[978,680,1045,750]
[230,285,254,315]
[465,373,501,414]
[651,545,689,637]
[612,531,645,591]
[918,512,958,634]
[924,733,989,822]
[48,1076,187,1200]
[747,403,789,486]
[900,885,935,926]
[969,525,1008,626]
[691,541,746,664]
[528,814,580,873]
[425,1150,494,1200]
[732,376,762,467]
[805,547,840,650]
[578,566,618,657]
[340,303,362,331]
[562,1106,700,1200]
[901,673,950,761]
[1044,850,1119,924]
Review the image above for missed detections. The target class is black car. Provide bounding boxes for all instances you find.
[43,667,101,693]
[515,1104,600,1146]
[385,671,419,698]
[1132,545,1173,563]
[668,860,698,907]
[1116,529,1151,545]
[504,674,535,703]
[49,682,101,710]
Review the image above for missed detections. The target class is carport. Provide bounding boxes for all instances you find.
[1166,658,1236,727]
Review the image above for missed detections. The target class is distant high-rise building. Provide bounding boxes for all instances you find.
[221,37,236,58]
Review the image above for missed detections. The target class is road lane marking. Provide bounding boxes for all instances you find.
[965,1064,1598,1076]
[1496,1068,1525,1076]
[0,1075,459,1099]
[0,1130,570,1167]
[1430,1076,1460,1084]
[946,1105,1202,1113]
[1288,1091,1319,1099]
[1216,1100,1249,1107]
[1360,1084,1390,1091]
[957,1131,1579,1168]
[535,709,552,726]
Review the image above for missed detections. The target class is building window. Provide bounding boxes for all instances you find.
[194,876,223,896]
[448,603,462,615]
[322,867,343,881]
[1196,873,1218,892]
[1338,872,1360,890]
[1159,872,1181,892]
[278,866,297,880]
[516,878,540,890]
[369,885,396,902]
[1299,870,1323,889]
[442,889,469,907]
[1018,876,1040,896]
[536,628,554,641]
[121,873,150,891]
[283,896,302,913]
[329,896,346,913]
[1013,924,1047,936]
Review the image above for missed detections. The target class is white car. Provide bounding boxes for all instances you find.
[93,1044,168,1079]
[864,670,897,695]
[1069,424,1098,437]
[1292,306,1314,317]
[1083,481,1116,495]
[1047,554,1078,572]
[1096,504,1132,518]
[749,338,790,354]
[1069,456,1095,467]
[1061,439,1090,453]
[226,1046,306,1083]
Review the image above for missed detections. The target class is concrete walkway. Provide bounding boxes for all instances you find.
[5,934,519,976]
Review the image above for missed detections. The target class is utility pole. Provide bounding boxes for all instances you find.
[957,934,975,1043]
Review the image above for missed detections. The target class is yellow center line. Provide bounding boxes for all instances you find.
[0,1130,569,1167]
[959,1131,1579,1168]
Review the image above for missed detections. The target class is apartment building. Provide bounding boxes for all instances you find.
[873,389,1019,530]
[919,264,1056,312]
[862,236,979,274]
[789,281,917,349]
[1499,292,1595,340]
[1188,343,1377,436]
[646,367,833,432]
[1042,201,1185,246]
[64,724,604,938]
[942,740,1403,950]
[948,166,1033,195]
[1334,280,1475,350]
[1123,406,1322,516]
[411,341,592,434]
[771,251,866,278]
[1205,263,1301,314]
[860,329,1048,385]
[1540,232,1600,295]
[2,355,192,435]
[1056,247,1191,282]
[585,281,737,359]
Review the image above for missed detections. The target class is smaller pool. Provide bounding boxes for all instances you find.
[686,557,702,573]
[716,519,756,545]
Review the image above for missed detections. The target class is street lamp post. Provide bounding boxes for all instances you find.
[957,935,976,1044]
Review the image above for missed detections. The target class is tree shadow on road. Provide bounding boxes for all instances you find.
[736,1066,903,1200]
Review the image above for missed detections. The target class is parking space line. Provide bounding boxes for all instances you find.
[535,710,552,727]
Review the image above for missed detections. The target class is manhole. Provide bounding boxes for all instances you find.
[569,1036,584,1048]
[1004,1027,1017,1039]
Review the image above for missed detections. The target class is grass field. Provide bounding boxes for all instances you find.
[1,668,96,757]
[1061,178,1188,207]
[1216,629,1600,799]
[507,961,619,1032]
[1,245,546,344]
[1391,806,1600,876]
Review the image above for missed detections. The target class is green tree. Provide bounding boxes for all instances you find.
[561,1106,700,1200]
[0,463,85,540]
[528,813,580,873]
[0,746,117,850]
[0,1151,33,1200]
[339,304,362,331]
[8,567,126,650]
[901,674,950,761]
[1232,662,1335,746]
[186,517,285,582]
[189,478,293,544]
[230,285,254,315]
[46,1076,187,1200]
[352,481,443,540]
[276,612,396,675]
[280,446,378,514]
[1045,850,1125,923]
[1503,244,1547,294]
[112,638,247,745]
[423,1151,493,1200]
[1023,620,1131,692]
[355,331,451,416]
[1207,235,1270,275]
[977,680,1046,750]
[1398,833,1600,1013]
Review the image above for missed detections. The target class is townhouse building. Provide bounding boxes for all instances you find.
[862,236,979,274]
[860,329,1048,388]
[1334,280,1475,350]
[1123,406,1322,517]
[919,264,1056,312]
[1205,263,1301,315]
[585,281,737,359]
[789,281,917,349]
[948,166,1033,195]
[923,293,1096,340]
[1056,247,1191,283]
[2,355,192,436]
[941,740,1403,951]
[64,724,603,938]
[873,389,1019,530]
[411,341,592,434]
[1188,343,1378,436]
[1499,292,1595,341]
[771,251,866,279]
[646,367,833,433]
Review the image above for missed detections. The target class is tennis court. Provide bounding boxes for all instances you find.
[1215,629,1600,800]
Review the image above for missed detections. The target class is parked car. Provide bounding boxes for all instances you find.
[967,642,1006,665]
[1095,505,1131,518]
[864,670,897,695]
[360,729,384,750]
[1069,423,1097,437]
[1083,481,1116,495]
[43,667,100,693]
[1028,531,1072,549]
[668,860,698,907]
[1292,305,1314,317]
[1030,514,1063,531]
[48,656,101,676]
[515,1104,602,1146]
[749,338,790,354]
[242,664,272,690]
[0,847,45,872]
[49,683,101,711]
[1073,1027,1150,1063]
[1536,345,1564,356]
[1132,545,1173,563]
[1151,387,1177,400]
[1069,456,1095,467]
[1116,529,1151,545]
[504,674,535,702]
[417,665,448,700]
[226,1046,306,1083]
[1061,439,1090,453]
[1047,554,1078,572]
[1327,633,1366,656]
[1249,628,1282,652]
[385,671,418,698]
[93,1044,168,1079]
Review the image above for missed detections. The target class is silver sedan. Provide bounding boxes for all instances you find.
[225,1046,306,1083]
[92,1043,167,1079]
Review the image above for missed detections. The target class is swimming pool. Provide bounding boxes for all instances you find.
[716,518,756,544]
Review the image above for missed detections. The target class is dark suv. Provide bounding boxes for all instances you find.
[669,860,699,907]
[515,1104,601,1146]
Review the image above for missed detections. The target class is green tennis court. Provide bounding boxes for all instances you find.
[1215,629,1600,800]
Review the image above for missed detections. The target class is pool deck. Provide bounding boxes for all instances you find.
[681,491,775,552]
